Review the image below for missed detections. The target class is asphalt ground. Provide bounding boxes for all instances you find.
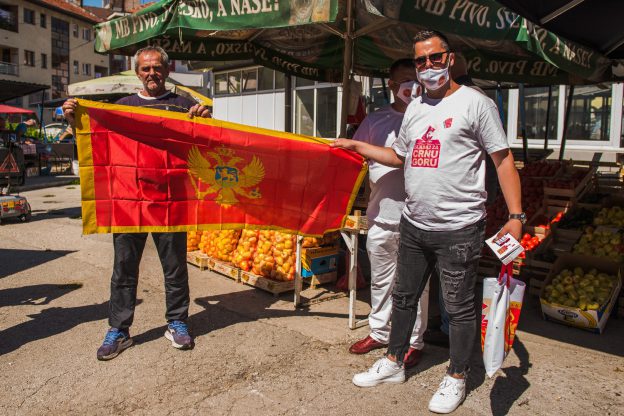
[0,184,622,415]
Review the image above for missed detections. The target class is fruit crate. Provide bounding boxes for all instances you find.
[525,258,555,297]
[207,257,241,282]
[186,250,210,271]
[618,292,624,319]
[543,166,596,209]
[240,270,294,296]
[539,253,622,333]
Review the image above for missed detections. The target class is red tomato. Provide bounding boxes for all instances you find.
[522,233,531,241]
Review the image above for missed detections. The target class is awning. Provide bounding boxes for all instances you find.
[0,80,49,103]
[0,104,35,114]
[496,0,624,59]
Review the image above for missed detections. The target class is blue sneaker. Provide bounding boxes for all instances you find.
[165,320,194,350]
[97,328,133,361]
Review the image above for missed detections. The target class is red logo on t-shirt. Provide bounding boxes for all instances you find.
[444,118,453,128]
[411,125,441,168]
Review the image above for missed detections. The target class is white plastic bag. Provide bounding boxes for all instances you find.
[481,263,526,378]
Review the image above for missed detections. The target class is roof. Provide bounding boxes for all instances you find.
[27,0,104,24]
[84,6,115,21]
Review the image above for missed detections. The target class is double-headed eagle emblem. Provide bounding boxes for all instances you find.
[187,145,265,207]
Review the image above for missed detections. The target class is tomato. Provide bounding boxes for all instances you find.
[531,236,540,245]
[522,233,531,241]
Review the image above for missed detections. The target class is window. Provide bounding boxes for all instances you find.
[23,8,34,24]
[51,17,69,99]
[215,73,228,95]
[242,68,257,92]
[295,89,314,136]
[516,87,558,141]
[227,71,240,93]
[73,60,78,74]
[41,53,47,68]
[274,71,285,90]
[72,24,78,37]
[24,50,35,67]
[0,5,18,32]
[82,63,91,76]
[258,67,274,91]
[316,88,337,137]
[82,28,91,41]
[566,85,611,142]
[94,65,108,78]
[40,13,46,28]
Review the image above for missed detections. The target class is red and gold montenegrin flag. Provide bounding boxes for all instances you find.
[74,99,366,236]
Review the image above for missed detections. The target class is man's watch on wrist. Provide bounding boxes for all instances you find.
[509,212,527,225]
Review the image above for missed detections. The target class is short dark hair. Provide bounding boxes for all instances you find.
[413,30,451,51]
[389,58,415,78]
[133,46,170,71]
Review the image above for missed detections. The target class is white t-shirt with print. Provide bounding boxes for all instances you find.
[353,105,406,225]
[392,86,508,231]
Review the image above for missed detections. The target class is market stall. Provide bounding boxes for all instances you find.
[92,0,623,332]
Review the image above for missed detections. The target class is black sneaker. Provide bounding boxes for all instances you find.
[164,320,194,350]
[97,328,133,361]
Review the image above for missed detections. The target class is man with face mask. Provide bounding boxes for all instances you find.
[332,30,522,413]
[348,59,428,370]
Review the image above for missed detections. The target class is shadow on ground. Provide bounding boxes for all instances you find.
[28,206,82,222]
[517,295,624,357]
[0,301,108,355]
[0,249,76,279]
[0,283,82,307]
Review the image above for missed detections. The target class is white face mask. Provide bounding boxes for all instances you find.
[417,65,450,91]
[395,81,422,104]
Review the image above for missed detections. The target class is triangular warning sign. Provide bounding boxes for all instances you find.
[0,153,20,173]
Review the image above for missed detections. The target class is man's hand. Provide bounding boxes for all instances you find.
[331,138,359,151]
[497,219,522,241]
[62,98,78,125]
[188,104,211,119]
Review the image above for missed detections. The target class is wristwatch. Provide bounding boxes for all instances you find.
[509,212,527,224]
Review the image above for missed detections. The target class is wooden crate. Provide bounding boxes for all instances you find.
[525,258,554,297]
[543,166,595,209]
[186,250,210,271]
[303,271,337,289]
[207,258,240,282]
[343,212,368,232]
[240,270,294,296]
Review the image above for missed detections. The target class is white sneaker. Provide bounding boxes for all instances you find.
[352,357,405,387]
[428,374,466,414]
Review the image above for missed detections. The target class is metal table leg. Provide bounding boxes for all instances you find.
[341,230,368,330]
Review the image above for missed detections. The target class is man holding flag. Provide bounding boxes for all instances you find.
[63,46,211,361]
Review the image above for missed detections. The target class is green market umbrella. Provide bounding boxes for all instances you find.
[94,0,615,136]
[95,0,613,83]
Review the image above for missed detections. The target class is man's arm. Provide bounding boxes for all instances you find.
[490,148,522,240]
[331,139,404,168]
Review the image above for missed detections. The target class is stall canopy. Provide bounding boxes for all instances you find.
[496,0,624,60]
[0,104,35,114]
[94,0,614,85]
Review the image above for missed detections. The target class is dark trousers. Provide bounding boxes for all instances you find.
[109,232,190,329]
[388,217,485,374]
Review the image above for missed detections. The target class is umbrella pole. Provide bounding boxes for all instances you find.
[559,85,574,161]
[519,83,529,164]
[543,85,552,151]
[339,0,355,138]
[39,90,45,141]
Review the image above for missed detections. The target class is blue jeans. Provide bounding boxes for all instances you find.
[387,217,485,374]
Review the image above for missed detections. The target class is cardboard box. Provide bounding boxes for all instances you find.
[301,246,338,278]
[539,253,622,333]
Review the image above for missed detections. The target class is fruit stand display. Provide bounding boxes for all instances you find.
[186,229,339,296]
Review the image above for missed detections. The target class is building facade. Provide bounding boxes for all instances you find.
[0,0,108,109]
[213,64,624,158]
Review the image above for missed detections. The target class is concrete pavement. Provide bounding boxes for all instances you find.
[0,184,623,415]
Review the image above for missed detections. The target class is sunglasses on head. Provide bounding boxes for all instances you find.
[414,51,450,70]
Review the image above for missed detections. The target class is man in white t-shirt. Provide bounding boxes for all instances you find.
[332,30,523,414]
[348,59,428,369]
